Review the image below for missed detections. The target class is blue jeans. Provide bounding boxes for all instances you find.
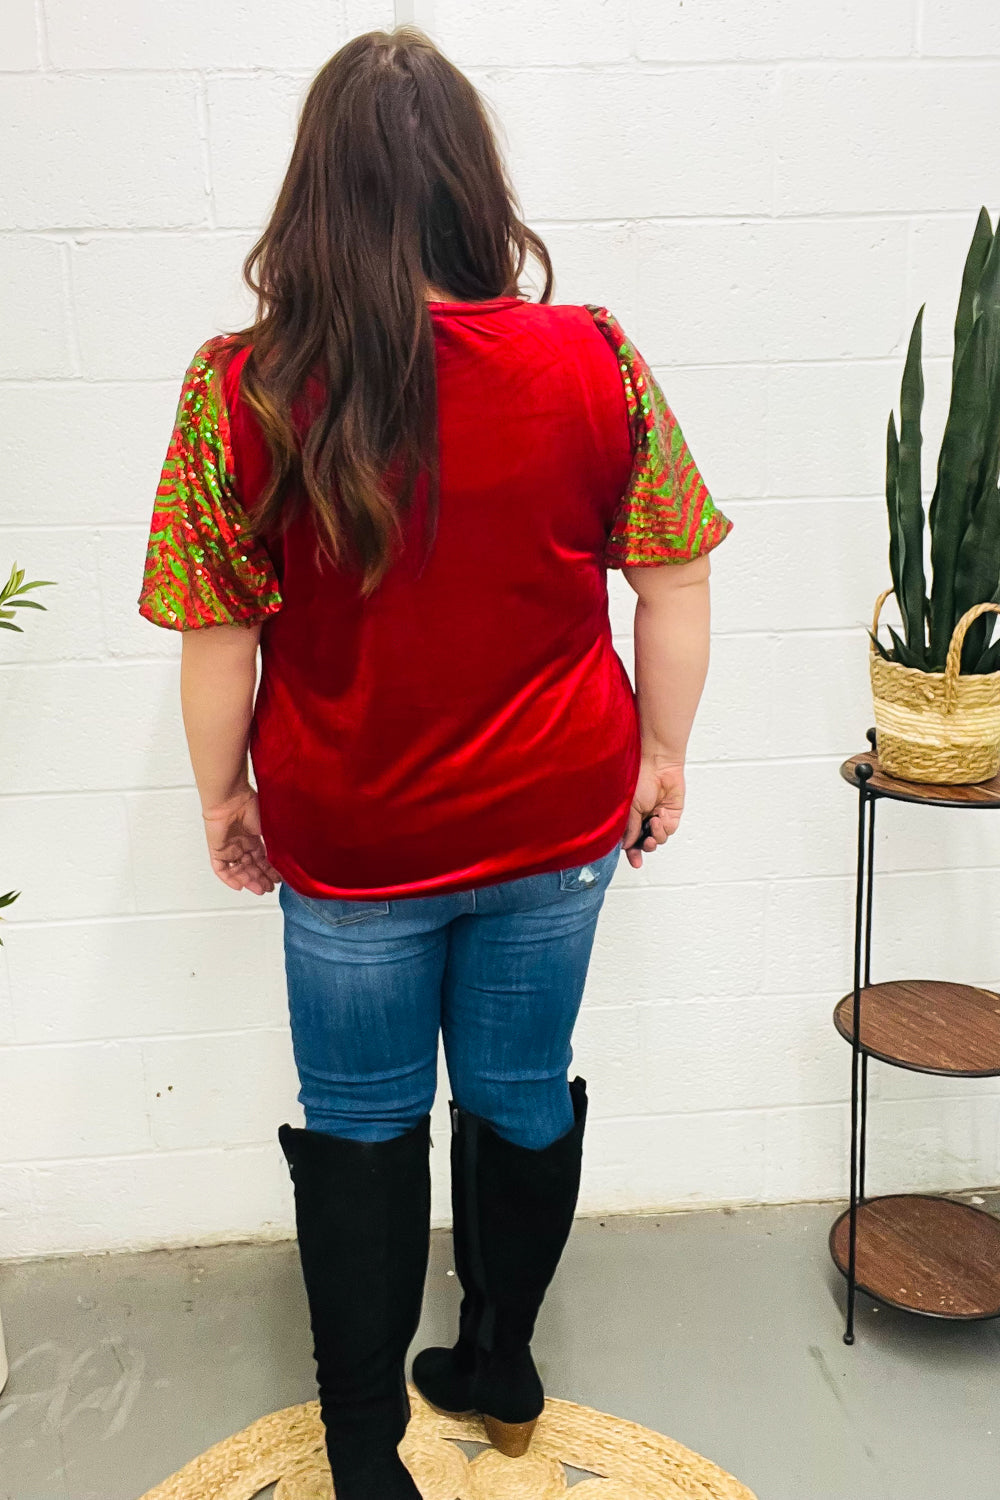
[278,841,621,1150]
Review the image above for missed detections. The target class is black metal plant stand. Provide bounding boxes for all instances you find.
[832,728,1000,1344]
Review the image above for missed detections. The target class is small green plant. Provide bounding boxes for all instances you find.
[0,890,18,945]
[0,560,54,633]
[875,206,1000,675]
[1,561,55,944]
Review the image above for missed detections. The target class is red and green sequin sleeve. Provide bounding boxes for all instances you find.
[584,304,734,567]
[137,335,283,630]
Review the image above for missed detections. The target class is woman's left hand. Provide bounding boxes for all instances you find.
[202,786,282,894]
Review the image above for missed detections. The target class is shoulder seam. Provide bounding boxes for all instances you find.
[187,332,240,383]
[183,334,243,422]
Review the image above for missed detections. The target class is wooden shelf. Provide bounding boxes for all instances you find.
[840,751,1000,808]
[834,980,1000,1076]
[830,1195,1000,1320]
[833,745,1000,1336]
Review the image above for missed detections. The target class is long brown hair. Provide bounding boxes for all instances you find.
[227,25,553,596]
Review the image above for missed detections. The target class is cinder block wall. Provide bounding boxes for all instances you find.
[2,0,999,1256]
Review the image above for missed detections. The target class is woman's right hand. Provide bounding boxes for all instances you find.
[623,757,686,869]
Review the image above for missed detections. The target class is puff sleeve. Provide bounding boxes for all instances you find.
[584,304,733,567]
[137,335,283,630]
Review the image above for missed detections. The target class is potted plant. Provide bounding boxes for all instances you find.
[0,563,53,944]
[870,205,1000,783]
[0,560,53,1397]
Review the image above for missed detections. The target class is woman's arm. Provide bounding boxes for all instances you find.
[621,552,712,869]
[180,621,259,809]
[179,621,281,893]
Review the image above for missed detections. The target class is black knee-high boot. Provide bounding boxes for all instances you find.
[411,1076,588,1457]
[278,1114,432,1500]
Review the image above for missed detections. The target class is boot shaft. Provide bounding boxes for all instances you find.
[278,1115,432,1463]
[451,1076,588,1356]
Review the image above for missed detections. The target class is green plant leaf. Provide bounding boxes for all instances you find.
[954,207,994,378]
[929,305,998,667]
[0,889,20,940]
[895,305,927,661]
[954,316,1000,669]
[972,211,1000,323]
[0,565,56,631]
[885,411,901,603]
[887,624,925,668]
[976,641,1000,674]
[943,308,1000,669]
[0,566,55,606]
[974,607,1000,672]
[867,628,892,661]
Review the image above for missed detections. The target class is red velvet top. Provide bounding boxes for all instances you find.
[138,296,732,898]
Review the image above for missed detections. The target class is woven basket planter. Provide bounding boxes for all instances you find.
[870,587,1000,784]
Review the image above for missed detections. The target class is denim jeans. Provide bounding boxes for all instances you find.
[278,840,621,1150]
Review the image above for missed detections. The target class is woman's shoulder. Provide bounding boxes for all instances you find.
[512,299,633,368]
[174,332,251,417]
[577,302,632,355]
[179,329,243,373]
[518,298,621,331]
[172,329,245,380]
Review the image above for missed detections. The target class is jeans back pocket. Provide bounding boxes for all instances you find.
[298,895,391,929]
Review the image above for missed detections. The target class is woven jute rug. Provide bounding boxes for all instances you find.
[138,1384,757,1500]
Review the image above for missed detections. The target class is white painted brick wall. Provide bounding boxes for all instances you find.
[2,0,999,1258]
[0,238,73,377]
[0,76,208,230]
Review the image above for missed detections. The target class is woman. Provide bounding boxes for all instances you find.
[138,25,732,1500]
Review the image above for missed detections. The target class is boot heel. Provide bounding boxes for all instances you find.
[483,1413,538,1457]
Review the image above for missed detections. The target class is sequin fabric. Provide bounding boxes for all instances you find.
[137,335,283,630]
[583,304,733,566]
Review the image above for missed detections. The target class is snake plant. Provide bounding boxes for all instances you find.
[1,561,55,944]
[874,206,1000,675]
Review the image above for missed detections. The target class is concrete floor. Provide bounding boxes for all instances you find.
[2,1197,999,1500]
